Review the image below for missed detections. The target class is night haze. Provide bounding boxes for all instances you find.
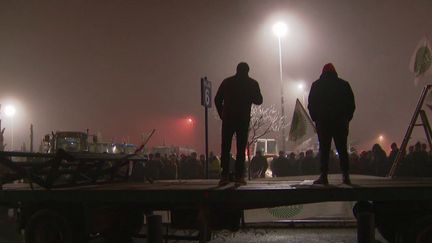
[1,0,432,154]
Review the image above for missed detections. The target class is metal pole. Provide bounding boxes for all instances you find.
[278,36,286,152]
[30,124,34,153]
[10,117,13,151]
[205,106,209,179]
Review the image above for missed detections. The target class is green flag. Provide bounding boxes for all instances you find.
[410,37,432,84]
[288,99,316,142]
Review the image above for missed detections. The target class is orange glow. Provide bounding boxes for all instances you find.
[187,117,193,125]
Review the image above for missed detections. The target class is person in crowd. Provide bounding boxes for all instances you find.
[215,62,263,186]
[208,152,221,179]
[129,158,146,182]
[388,142,399,164]
[357,151,369,174]
[271,151,288,177]
[160,153,178,180]
[301,149,317,175]
[145,152,163,180]
[250,150,268,178]
[349,150,361,174]
[308,63,355,185]
[199,154,206,168]
[184,152,204,179]
[412,142,429,176]
[199,154,206,176]
[405,145,415,163]
[371,144,389,176]
[286,152,298,176]
[178,154,188,179]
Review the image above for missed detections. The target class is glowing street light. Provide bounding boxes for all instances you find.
[3,104,16,151]
[297,83,304,91]
[186,117,194,126]
[272,21,289,151]
[4,105,16,117]
[272,22,288,38]
[297,81,306,105]
[378,135,384,143]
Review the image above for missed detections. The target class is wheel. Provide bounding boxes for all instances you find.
[25,209,73,243]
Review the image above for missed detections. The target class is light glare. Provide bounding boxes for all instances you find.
[297,83,304,91]
[4,105,16,117]
[272,22,288,38]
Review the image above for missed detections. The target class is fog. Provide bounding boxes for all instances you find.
[0,0,431,153]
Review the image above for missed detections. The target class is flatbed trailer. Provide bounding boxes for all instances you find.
[1,176,432,243]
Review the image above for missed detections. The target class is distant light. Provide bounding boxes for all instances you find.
[378,135,384,142]
[297,83,304,91]
[272,21,288,38]
[187,117,194,125]
[4,105,16,117]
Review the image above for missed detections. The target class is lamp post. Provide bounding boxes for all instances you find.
[272,21,288,151]
[4,105,16,151]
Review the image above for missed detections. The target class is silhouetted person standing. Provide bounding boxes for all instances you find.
[215,62,263,186]
[308,63,355,184]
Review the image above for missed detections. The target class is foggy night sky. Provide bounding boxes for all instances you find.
[1,0,432,153]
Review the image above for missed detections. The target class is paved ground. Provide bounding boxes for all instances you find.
[0,221,389,243]
[0,208,388,243]
[0,228,389,243]
[128,227,388,243]
[207,228,388,243]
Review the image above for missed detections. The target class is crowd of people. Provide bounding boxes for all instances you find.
[129,152,222,182]
[251,141,432,178]
[129,141,432,182]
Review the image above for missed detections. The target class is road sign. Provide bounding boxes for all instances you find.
[201,77,212,108]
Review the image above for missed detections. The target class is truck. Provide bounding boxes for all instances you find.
[42,131,89,153]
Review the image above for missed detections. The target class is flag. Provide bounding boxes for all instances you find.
[409,37,432,84]
[288,99,316,143]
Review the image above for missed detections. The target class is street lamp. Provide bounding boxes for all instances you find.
[186,117,194,126]
[272,21,288,151]
[4,105,16,151]
[378,135,384,144]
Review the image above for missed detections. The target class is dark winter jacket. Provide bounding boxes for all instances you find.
[214,74,263,124]
[308,72,355,123]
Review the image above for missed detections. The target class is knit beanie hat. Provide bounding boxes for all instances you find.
[322,63,337,74]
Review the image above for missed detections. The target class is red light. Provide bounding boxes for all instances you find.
[187,118,193,124]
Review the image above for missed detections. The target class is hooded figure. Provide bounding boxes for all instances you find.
[215,62,263,186]
[308,63,355,184]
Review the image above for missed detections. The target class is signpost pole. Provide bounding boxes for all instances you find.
[201,77,212,179]
[205,105,209,179]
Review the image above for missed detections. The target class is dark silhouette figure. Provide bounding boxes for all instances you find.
[388,142,399,165]
[145,152,163,180]
[215,62,263,186]
[270,151,288,177]
[308,63,355,184]
[250,150,268,178]
[371,143,389,176]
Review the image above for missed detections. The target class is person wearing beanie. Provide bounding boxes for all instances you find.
[307,63,356,185]
[215,62,263,186]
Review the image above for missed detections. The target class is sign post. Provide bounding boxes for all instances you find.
[201,77,212,179]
